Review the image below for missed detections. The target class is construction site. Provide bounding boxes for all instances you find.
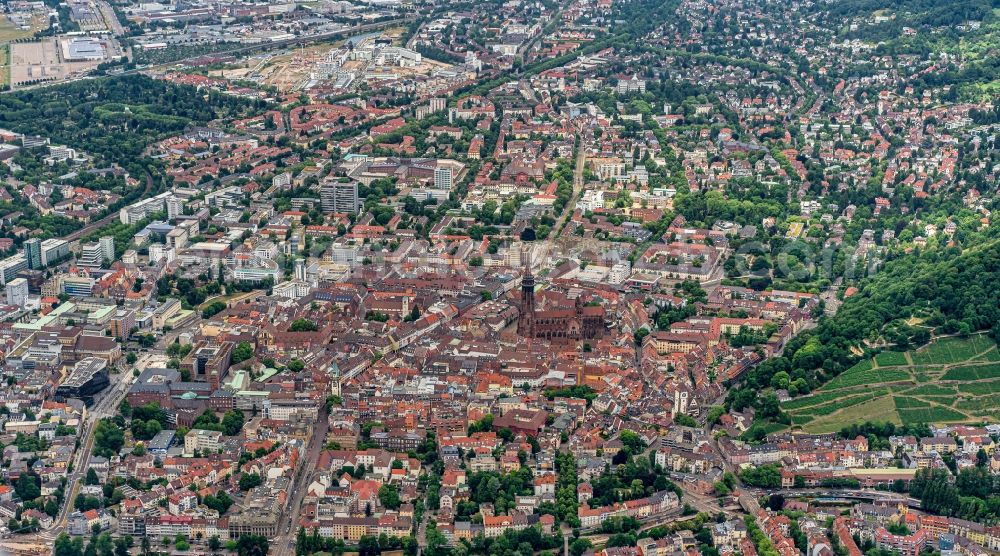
[207,29,454,95]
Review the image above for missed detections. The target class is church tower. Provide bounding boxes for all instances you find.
[517,250,535,338]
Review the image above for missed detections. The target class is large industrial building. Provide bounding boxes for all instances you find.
[60,37,107,62]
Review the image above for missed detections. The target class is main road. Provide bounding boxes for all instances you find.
[271,406,331,556]
[35,360,136,541]
[551,134,587,240]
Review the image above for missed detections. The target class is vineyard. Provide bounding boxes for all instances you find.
[782,334,1000,433]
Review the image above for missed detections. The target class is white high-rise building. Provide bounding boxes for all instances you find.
[149,244,176,264]
[433,167,453,190]
[0,255,26,286]
[5,278,28,307]
[273,172,292,189]
[119,192,171,224]
[608,262,631,284]
[320,181,359,213]
[39,239,69,267]
[166,196,184,220]
[78,242,104,268]
[99,236,115,262]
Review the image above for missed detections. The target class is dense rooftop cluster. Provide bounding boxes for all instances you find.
[0,0,998,555]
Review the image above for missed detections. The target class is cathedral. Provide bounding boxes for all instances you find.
[516,266,606,341]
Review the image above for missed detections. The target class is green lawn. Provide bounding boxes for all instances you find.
[798,394,874,417]
[0,17,32,43]
[799,396,901,434]
[783,391,849,410]
[0,45,7,90]
[785,388,889,416]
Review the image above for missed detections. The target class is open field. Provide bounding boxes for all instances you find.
[796,396,901,434]
[383,26,407,46]
[0,44,8,88]
[783,334,1000,432]
[0,15,33,43]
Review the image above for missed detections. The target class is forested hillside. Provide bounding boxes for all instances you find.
[816,0,995,28]
[728,239,1000,430]
[810,0,1000,98]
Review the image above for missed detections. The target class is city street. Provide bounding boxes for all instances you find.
[37,356,143,541]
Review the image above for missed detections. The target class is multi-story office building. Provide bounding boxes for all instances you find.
[78,242,105,268]
[61,275,95,297]
[166,196,184,220]
[434,166,453,190]
[0,255,27,286]
[99,236,115,261]
[40,239,70,267]
[5,277,28,307]
[23,238,41,270]
[320,180,359,213]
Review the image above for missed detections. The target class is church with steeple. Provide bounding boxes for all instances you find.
[517,264,536,338]
[516,257,606,342]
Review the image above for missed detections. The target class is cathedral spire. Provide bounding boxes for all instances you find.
[518,247,535,338]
